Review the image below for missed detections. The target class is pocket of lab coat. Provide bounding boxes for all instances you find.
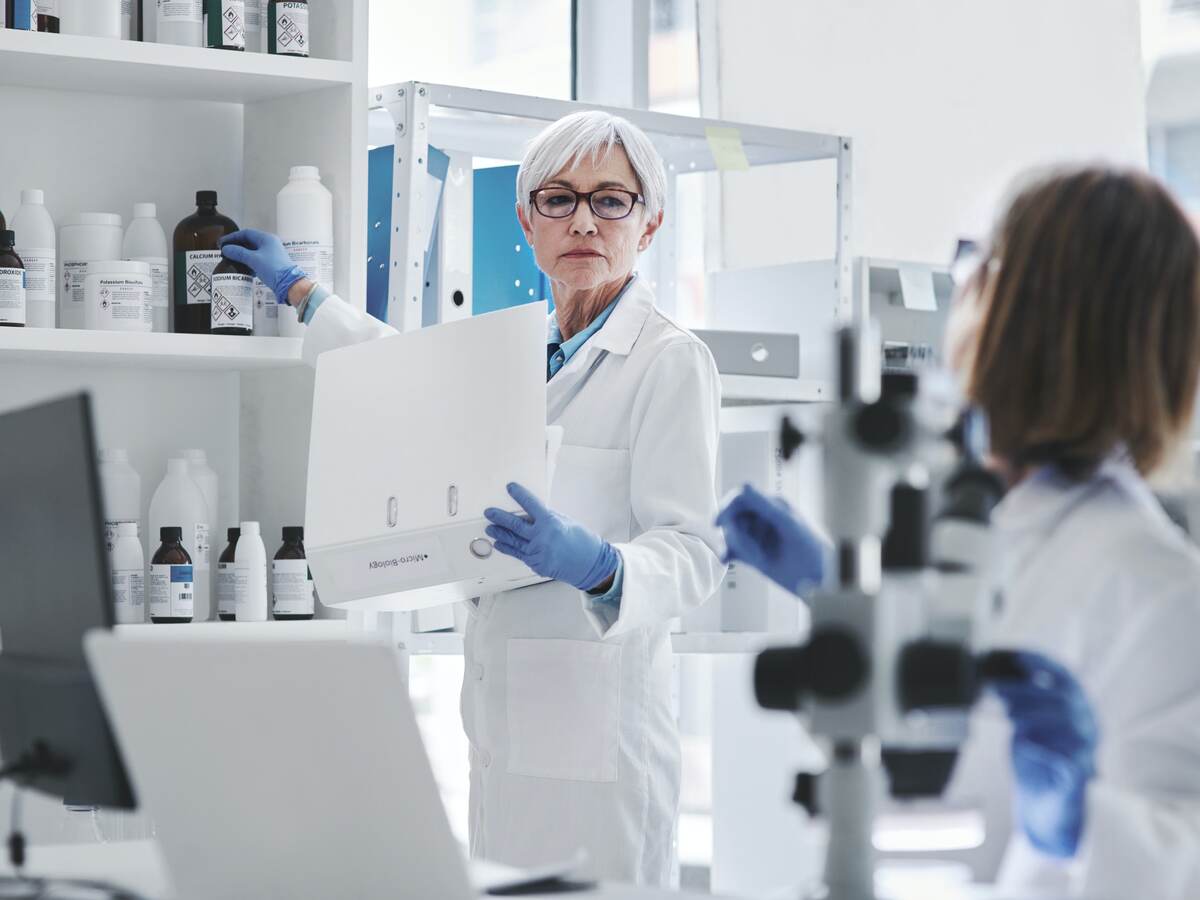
[506,638,622,782]
[550,445,632,543]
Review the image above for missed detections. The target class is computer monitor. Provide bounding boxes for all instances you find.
[0,393,135,810]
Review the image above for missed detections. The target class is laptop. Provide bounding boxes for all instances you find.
[306,301,552,614]
[84,634,583,900]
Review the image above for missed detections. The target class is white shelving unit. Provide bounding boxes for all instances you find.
[0,1,368,615]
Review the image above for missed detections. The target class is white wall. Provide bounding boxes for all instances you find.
[714,0,1149,270]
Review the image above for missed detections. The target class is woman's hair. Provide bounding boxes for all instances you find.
[966,166,1200,478]
[516,111,667,221]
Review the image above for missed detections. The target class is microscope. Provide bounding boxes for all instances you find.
[754,324,1004,900]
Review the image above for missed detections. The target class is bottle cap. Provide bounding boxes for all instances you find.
[196,190,218,207]
[98,448,129,463]
[289,166,320,181]
[240,521,261,536]
[20,189,43,205]
[117,522,138,537]
[160,526,183,543]
[227,527,241,542]
[133,202,157,219]
[1,231,14,247]
[282,526,304,542]
[167,458,189,474]
[181,449,207,463]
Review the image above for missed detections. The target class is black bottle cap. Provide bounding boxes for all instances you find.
[0,230,14,246]
[227,527,241,542]
[282,526,304,542]
[160,526,183,542]
[196,190,218,207]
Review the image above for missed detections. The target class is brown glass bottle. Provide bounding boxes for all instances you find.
[217,527,240,621]
[150,526,194,624]
[173,191,238,335]
[210,256,255,336]
[271,526,314,620]
[34,0,59,32]
[0,230,26,329]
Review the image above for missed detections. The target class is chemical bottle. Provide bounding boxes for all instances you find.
[111,521,146,625]
[148,458,210,621]
[242,0,263,50]
[210,255,254,335]
[156,0,201,46]
[0,231,26,328]
[59,213,123,330]
[271,526,313,620]
[276,166,332,337]
[181,449,218,621]
[173,191,238,335]
[267,0,306,56]
[203,0,243,50]
[98,448,141,554]
[61,0,120,37]
[150,526,193,623]
[234,521,268,622]
[11,0,62,32]
[12,190,56,329]
[216,527,239,621]
[123,203,169,333]
[252,278,278,336]
[120,0,135,38]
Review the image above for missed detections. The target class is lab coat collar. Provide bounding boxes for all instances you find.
[544,274,654,361]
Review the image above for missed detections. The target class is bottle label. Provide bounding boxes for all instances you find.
[93,276,152,327]
[206,0,245,49]
[271,558,313,615]
[182,249,223,305]
[253,279,279,335]
[270,2,308,56]
[244,0,263,30]
[63,259,90,308]
[104,519,139,554]
[14,249,54,305]
[34,0,58,16]
[159,0,202,23]
[112,569,146,624]
[0,269,26,326]
[150,563,194,620]
[193,523,211,572]
[131,258,169,316]
[216,560,237,616]
[281,239,332,287]
[211,272,254,332]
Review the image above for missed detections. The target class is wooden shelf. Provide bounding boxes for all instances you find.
[0,329,303,370]
[0,29,354,103]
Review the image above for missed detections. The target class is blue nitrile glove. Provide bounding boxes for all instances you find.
[219,229,308,303]
[484,482,619,593]
[980,650,1099,859]
[714,484,826,595]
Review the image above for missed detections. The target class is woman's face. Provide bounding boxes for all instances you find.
[516,146,663,293]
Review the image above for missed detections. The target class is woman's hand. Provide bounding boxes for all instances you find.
[485,483,619,593]
[220,229,309,304]
[714,484,828,595]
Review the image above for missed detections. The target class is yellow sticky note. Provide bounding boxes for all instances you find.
[705,126,750,171]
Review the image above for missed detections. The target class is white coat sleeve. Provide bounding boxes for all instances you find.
[582,340,727,638]
[300,294,398,367]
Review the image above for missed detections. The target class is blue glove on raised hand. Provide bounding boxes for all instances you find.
[980,650,1099,859]
[714,484,826,595]
[219,228,308,303]
[484,482,619,593]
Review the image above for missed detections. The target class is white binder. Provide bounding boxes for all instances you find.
[306,302,551,612]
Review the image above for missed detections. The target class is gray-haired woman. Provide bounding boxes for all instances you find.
[221,111,726,885]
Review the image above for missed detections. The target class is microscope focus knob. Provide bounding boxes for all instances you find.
[754,646,809,711]
[755,629,869,712]
[897,640,979,712]
[792,772,820,817]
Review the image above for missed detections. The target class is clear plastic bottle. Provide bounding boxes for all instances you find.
[0,231,25,328]
[234,520,268,622]
[148,458,210,621]
[111,522,146,625]
[149,526,193,624]
[216,527,240,621]
[156,0,202,46]
[98,448,141,554]
[123,203,169,333]
[181,449,218,621]
[271,526,313,620]
[12,190,56,330]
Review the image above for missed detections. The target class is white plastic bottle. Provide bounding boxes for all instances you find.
[12,190,56,330]
[243,0,264,50]
[276,165,333,338]
[181,448,218,619]
[234,520,268,622]
[110,521,146,625]
[98,448,141,554]
[123,203,169,333]
[148,458,211,623]
[121,0,135,38]
[59,213,123,330]
[156,0,202,46]
[61,0,121,37]
[252,278,278,336]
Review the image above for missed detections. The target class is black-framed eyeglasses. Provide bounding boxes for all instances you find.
[530,187,645,221]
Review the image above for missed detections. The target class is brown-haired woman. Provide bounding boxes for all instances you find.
[943,166,1200,897]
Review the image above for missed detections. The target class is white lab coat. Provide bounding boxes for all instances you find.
[946,457,1200,899]
[301,280,727,886]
